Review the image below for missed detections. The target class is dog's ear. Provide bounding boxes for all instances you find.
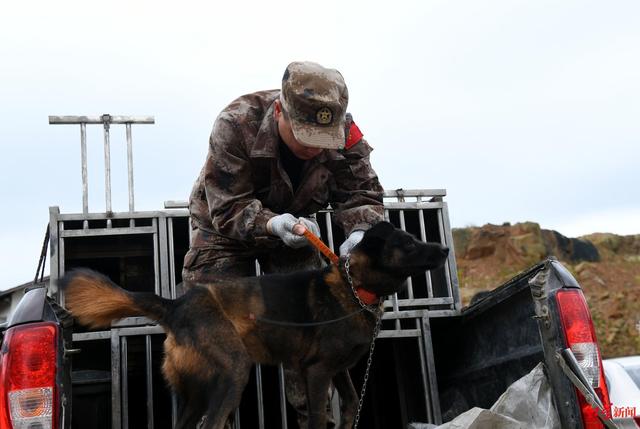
[357,221,396,255]
[365,221,396,240]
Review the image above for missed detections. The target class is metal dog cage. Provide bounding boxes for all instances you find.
[48,115,461,428]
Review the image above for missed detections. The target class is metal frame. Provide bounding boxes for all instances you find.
[49,115,154,225]
[52,190,457,428]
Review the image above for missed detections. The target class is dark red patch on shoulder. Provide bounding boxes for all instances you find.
[345,121,364,150]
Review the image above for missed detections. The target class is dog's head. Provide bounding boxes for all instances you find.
[349,221,449,296]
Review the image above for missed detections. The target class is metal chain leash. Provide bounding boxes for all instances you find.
[353,309,383,429]
[345,256,379,314]
[343,253,385,427]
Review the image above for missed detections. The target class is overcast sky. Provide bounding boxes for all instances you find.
[1,0,638,290]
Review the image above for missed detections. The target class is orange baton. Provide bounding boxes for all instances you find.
[301,228,340,266]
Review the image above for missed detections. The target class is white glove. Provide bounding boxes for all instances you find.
[339,230,365,256]
[267,214,320,248]
[297,216,321,238]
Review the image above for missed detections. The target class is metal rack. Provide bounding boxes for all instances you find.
[49,115,154,228]
[50,196,458,428]
[48,115,459,428]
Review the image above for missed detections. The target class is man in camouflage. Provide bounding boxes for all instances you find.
[182,61,384,427]
[183,61,383,281]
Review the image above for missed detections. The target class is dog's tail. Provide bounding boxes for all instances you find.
[59,269,172,329]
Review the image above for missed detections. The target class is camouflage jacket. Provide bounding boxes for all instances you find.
[188,90,384,251]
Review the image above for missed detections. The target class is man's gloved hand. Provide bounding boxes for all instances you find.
[339,230,365,256]
[296,216,321,237]
[267,214,320,248]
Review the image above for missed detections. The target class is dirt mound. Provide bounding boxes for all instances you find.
[453,222,640,358]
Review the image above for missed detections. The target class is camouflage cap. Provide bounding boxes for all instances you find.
[281,61,349,149]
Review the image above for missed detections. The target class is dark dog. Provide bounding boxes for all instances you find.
[60,221,448,429]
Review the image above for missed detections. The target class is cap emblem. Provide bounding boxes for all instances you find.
[316,107,333,125]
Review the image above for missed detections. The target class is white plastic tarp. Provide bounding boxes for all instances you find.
[432,363,560,429]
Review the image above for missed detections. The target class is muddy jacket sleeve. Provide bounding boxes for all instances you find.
[330,136,385,235]
[204,118,276,242]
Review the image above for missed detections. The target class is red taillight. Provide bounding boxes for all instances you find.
[0,347,8,429]
[0,322,58,429]
[556,289,611,428]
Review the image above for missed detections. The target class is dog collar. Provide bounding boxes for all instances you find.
[343,255,380,307]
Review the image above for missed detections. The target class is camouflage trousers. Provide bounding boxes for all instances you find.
[181,245,336,429]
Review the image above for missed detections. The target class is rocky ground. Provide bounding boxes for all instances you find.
[452,222,640,358]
